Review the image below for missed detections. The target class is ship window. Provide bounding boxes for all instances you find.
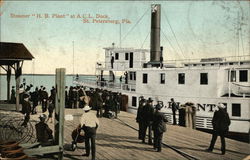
[200,73,208,85]
[202,64,205,66]
[239,70,248,82]
[229,62,233,65]
[228,70,236,82]
[130,72,133,80]
[132,96,137,107]
[232,103,241,117]
[143,73,148,84]
[160,73,165,84]
[193,64,197,66]
[178,73,185,84]
[115,53,119,60]
[125,53,129,60]
[129,72,136,81]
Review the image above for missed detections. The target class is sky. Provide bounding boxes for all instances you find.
[0,1,249,74]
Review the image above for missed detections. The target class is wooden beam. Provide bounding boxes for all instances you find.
[55,68,65,160]
[15,62,20,111]
[7,66,11,101]
[0,65,7,72]
[23,145,61,156]
[20,142,41,149]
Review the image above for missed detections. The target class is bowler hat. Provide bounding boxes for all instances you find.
[23,94,29,99]
[148,98,153,102]
[155,104,162,110]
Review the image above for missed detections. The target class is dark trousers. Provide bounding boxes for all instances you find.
[172,111,177,125]
[96,107,103,118]
[138,121,144,140]
[208,131,226,153]
[83,127,97,160]
[85,136,96,160]
[22,114,30,126]
[141,123,152,144]
[73,100,77,108]
[153,131,163,151]
[42,100,47,112]
[32,101,38,114]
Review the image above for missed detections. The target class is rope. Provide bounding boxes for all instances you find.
[161,29,183,59]
[121,7,150,43]
[162,9,185,59]
[140,31,150,49]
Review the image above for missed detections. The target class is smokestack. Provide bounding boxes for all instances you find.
[149,4,161,66]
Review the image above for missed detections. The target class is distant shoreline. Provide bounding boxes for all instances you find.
[0,73,95,76]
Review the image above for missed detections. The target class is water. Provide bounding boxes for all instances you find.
[0,74,98,100]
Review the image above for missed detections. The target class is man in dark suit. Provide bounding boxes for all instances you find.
[136,97,146,140]
[152,103,168,152]
[170,98,178,125]
[111,55,114,69]
[21,94,31,127]
[35,114,53,146]
[142,98,154,145]
[206,103,231,155]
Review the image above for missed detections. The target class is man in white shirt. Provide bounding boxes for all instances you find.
[80,105,99,160]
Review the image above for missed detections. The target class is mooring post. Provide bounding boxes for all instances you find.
[15,62,21,111]
[55,68,65,160]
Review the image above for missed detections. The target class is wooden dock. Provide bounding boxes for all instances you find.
[0,106,249,160]
[62,109,250,160]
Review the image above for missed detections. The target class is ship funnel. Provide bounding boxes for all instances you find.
[149,4,161,66]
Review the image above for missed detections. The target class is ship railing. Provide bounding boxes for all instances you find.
[74,79,136,92]
[95,60,149,70]
[163,55,250,64]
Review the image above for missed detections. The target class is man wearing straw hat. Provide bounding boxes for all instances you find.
[206,103,231,155]
[80,105,99,160]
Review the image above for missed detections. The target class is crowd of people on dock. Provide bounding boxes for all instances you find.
[10,84,123,126]
[136,96,231,155]
[9,83,231,159]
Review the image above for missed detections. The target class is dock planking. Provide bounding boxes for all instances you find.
[63,109,184,160]
[0,106,249,160]
[114,111,250,160]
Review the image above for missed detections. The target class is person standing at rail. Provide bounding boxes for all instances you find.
[206,103,231,155]
[170,98,178,125]
[80,105,99,160]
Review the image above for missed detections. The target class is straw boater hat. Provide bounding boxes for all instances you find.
[83,105,92,111]
[218,103,226,109]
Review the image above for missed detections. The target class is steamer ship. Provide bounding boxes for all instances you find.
[77,4,250,140]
